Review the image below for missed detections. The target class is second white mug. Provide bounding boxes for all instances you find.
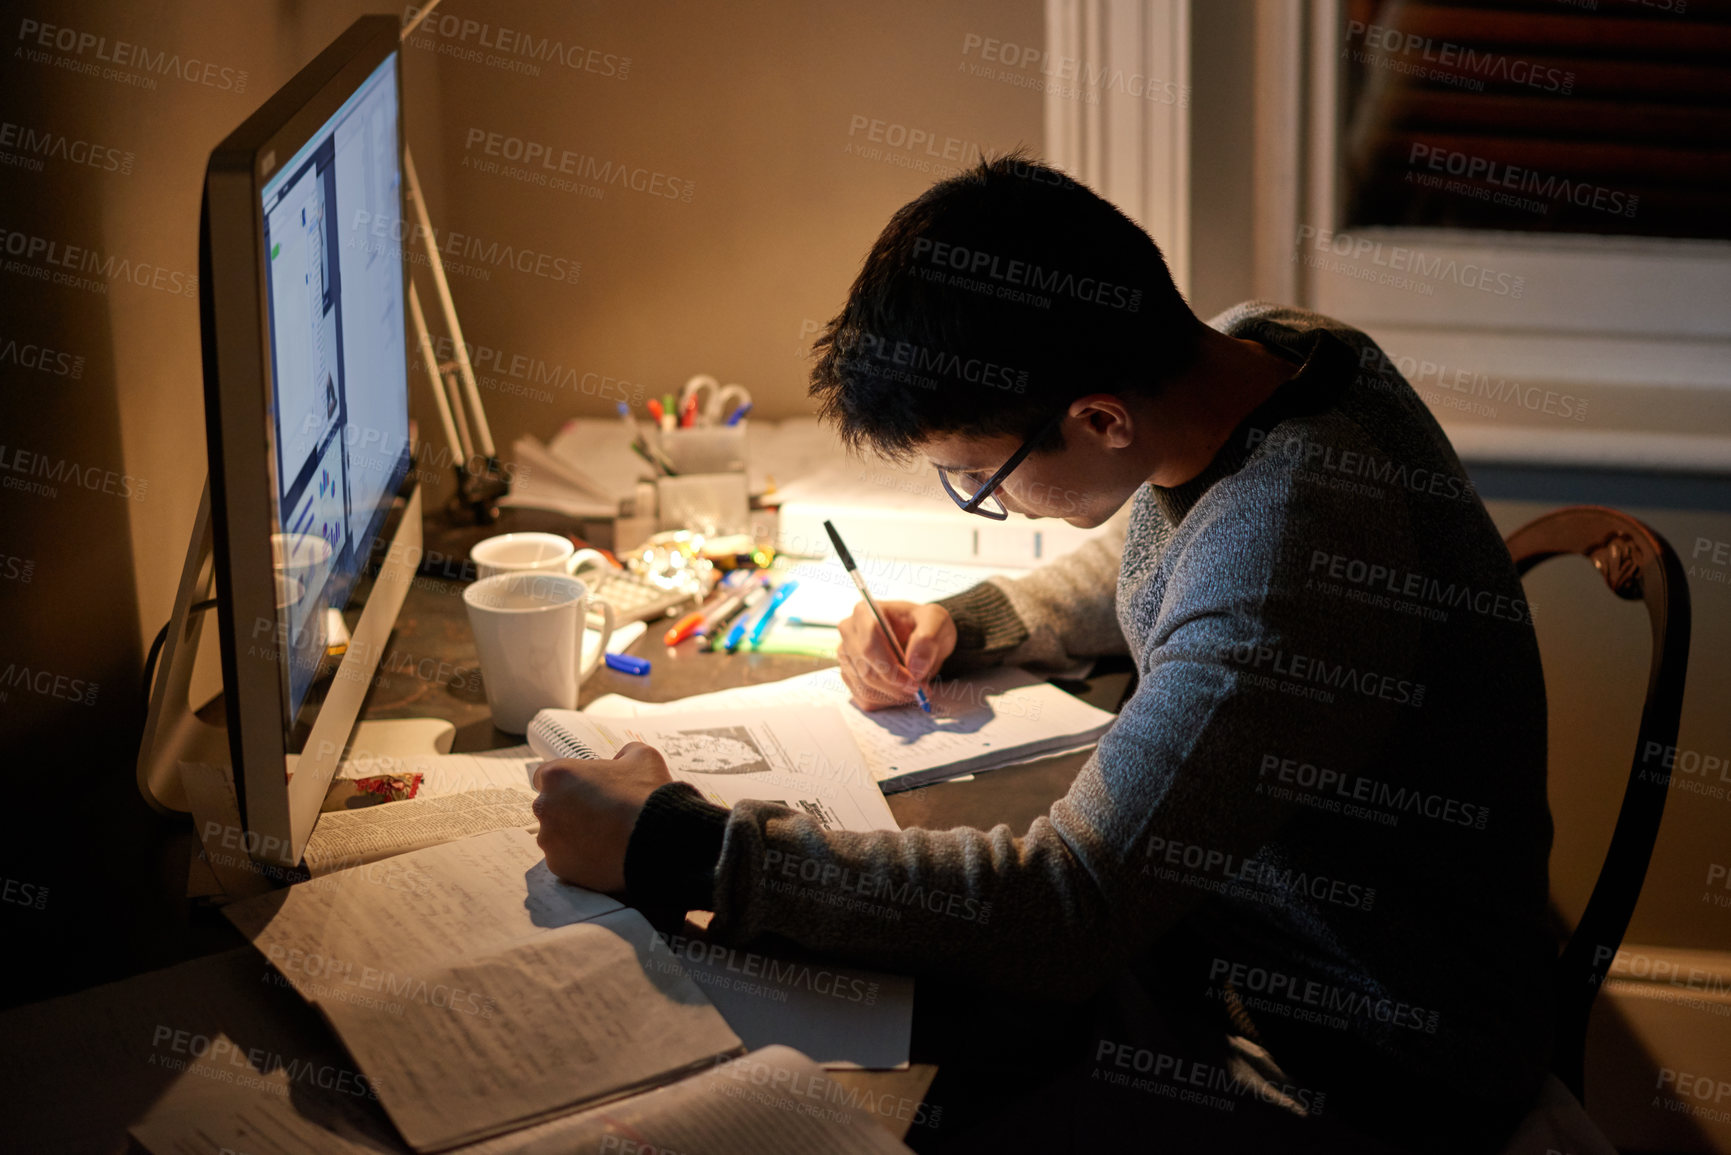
[470,531,609,582]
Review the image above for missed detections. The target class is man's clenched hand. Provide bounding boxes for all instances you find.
[532,742,673,892]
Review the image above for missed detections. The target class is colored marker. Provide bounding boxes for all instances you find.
[748,580,799,649]
[722,584,772,653]
[723,401,753,426]
[663,606,708,646]
[664,574,744,645]
[694,574,765,648]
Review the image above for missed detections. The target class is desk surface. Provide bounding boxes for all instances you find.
[8,509,1127,1151]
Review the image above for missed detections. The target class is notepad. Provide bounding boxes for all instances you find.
[526,705,900,832]
[583,667,1116,793]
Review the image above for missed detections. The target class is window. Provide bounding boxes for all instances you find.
[1339,0,1730,241]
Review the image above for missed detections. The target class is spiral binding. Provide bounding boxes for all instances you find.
[534,715,600,760]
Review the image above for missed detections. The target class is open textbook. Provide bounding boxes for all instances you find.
[581,666,1116,793]
[526,704,900,832]
[296,747,546,876]
[223,827,746,1152]
[130,1043,917,1155]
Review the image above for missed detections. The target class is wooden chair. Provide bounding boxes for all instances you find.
[1504,504,1693,1106]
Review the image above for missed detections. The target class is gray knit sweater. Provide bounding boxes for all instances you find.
[625,302,1555,1130]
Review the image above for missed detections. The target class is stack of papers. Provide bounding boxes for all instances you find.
[584,667,1116,793]
[498,417,657,518]
[745,415,851,499]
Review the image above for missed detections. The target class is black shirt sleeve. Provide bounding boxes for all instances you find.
[622,780,731,912]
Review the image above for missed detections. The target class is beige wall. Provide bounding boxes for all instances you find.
[408,0,1043,470]
[0,0,1042,757]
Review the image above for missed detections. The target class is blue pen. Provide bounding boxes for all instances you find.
[722,584,773,653]
[748,580,799,649]
[723,401,753,426]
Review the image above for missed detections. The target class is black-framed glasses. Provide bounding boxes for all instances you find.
[935,411,1066,521]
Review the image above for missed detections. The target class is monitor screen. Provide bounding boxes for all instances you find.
[258,52,409,725]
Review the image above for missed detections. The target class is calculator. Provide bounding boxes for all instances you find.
[587,569,699,625]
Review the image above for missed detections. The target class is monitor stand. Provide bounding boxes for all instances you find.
[138,476,454,867]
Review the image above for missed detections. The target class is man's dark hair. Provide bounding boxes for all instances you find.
[809,150,1202,459]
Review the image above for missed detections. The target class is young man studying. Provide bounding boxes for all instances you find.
[531,155,1555,1153]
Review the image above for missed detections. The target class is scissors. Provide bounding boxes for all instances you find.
[678,374,753,426]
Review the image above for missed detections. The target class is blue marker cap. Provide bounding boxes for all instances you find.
[604,652,650,676]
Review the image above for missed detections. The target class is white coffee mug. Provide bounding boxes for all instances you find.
[470,531,609,581]
[462,571,617,734]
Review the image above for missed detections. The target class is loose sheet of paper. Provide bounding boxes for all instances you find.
[530,705,900,833]
[132,1045,915,1155]
[224,828,742,1152]
[646,929,915,1070]
[584,667,1113,791]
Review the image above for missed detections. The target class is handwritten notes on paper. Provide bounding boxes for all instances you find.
[224,828,742,1152]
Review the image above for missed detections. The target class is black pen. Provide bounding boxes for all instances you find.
[822,519,931,713]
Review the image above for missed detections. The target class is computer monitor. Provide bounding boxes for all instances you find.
[253,31,408,729]
[139,15,426,870]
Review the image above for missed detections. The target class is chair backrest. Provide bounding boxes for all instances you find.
[1505,504,1692,1103]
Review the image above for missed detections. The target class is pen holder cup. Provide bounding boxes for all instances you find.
[656,422,747,476]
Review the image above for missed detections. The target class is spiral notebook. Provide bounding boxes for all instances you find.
[526,705,900,833]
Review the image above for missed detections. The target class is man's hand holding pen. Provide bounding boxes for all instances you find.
[835,600,956,712]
